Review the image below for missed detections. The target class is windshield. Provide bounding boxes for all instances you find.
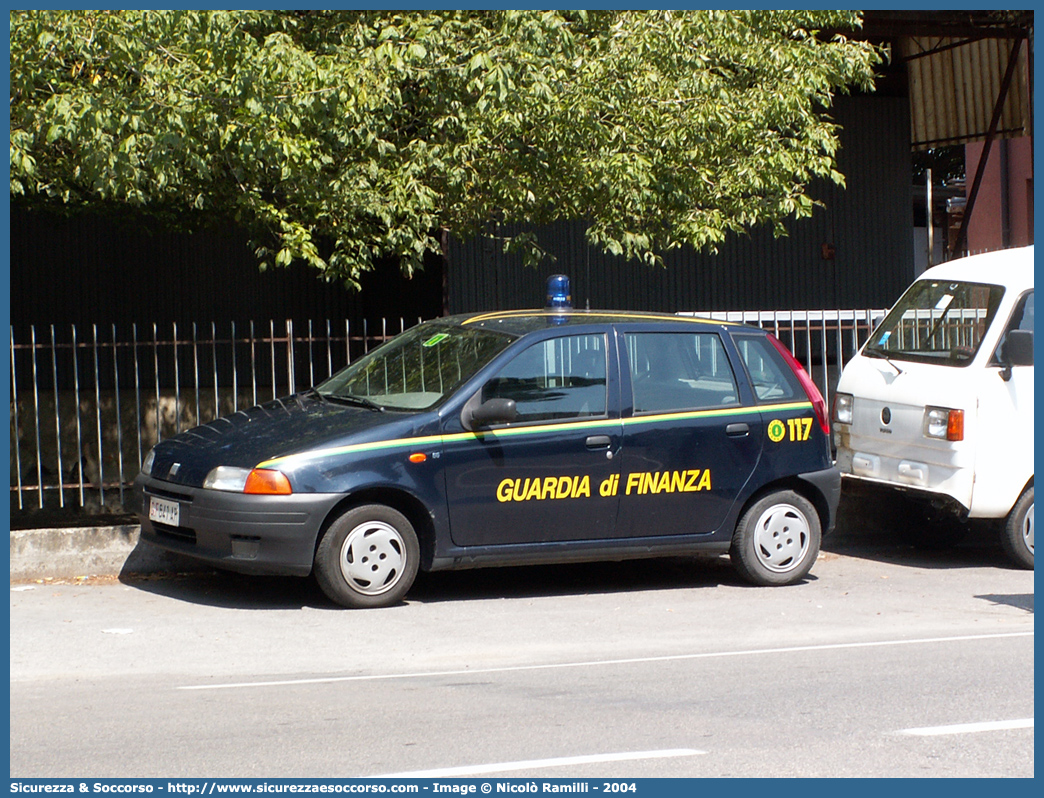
[865,279,1005,367]
[316,322,515,411]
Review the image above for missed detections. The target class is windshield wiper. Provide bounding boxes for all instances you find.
[864,347,904,375]
[323,393,385,412]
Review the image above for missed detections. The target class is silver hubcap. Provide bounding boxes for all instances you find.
[1023,503,1034,553]
[753,503,810,573]
[339,521,406,596]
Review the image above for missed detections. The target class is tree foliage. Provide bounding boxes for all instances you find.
[10,10,880,288]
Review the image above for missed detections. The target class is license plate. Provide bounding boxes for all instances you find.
[148,496,180,527]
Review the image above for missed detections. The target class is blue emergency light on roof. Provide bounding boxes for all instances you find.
[545,274,572,310]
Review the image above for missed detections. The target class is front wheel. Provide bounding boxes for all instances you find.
[1000,487,1034,570]
[314,504,420,608]
[730,490,822,586]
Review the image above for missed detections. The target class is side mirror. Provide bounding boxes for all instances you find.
[998,329,1033,381]
[461,396,517,431]
[1002,329,1034,367]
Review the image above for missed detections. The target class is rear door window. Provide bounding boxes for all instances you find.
[624,332,739,413]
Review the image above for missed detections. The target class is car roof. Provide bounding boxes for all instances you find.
[436,309,739,337]
[917,245,1034,291]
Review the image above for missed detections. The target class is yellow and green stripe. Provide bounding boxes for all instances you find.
[256,401,812,470]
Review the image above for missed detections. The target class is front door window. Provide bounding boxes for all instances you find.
[482,335,608,421]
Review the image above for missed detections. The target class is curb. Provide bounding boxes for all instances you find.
[9,525,205,582]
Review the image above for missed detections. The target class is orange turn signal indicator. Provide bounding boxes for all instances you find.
[243,468,293,495]
[408,452,427,464]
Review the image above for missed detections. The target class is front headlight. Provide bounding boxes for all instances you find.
[204,466,293,495]
[833,393,854,425]
[924,406,964,441]
[204,466,252,492]
[141,448,156,476]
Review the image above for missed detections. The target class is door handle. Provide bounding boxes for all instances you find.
[585,435,612,449]
[725,423,750,437]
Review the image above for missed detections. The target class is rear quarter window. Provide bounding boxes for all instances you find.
[732,334,805,404]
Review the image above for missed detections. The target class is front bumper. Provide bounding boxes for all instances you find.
[835,444,973,512]
[133,474,343,576]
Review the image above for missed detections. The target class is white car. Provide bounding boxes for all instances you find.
[833,246,1033,568]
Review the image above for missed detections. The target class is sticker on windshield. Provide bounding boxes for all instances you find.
[878,331,891,345]
[422,333,449,347]
[935,294,954,310]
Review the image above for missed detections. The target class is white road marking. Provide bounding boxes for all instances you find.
[373,748,706,778]
[177,630,1033,691]
[900,718,1034,736]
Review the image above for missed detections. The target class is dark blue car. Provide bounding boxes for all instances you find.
[135,303,839,608]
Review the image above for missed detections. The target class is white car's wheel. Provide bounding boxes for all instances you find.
[1001,487,1033,570]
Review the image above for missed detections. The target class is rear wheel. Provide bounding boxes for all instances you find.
[730,490,821,586]
[1000,487,1034,570]
[314,504,420,608]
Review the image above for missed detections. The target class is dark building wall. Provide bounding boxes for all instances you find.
[9,209,444,332]
[446,93,915,313]
[10,92,914,334]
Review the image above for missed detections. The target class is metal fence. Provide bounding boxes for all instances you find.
[682,309,888,410]
[9,317,421,513]
[10,309,885,515]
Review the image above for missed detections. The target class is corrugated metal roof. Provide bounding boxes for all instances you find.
[902,34,1031,149]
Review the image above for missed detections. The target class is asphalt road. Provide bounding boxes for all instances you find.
[9,515,1034,780]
